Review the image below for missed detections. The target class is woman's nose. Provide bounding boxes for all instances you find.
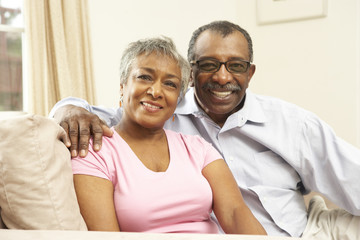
[147,81,163,98]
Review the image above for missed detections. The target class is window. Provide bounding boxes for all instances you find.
[0,0,24,112]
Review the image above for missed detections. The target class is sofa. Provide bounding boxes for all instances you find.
[0,113,300,239]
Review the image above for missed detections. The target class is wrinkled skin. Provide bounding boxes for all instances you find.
[190,30,255,127]
[54,104,113,157]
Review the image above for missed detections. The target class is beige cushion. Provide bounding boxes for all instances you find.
[0,114,87,230]
[0,207,5,229]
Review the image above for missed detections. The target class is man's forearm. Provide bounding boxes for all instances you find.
[49,97,121,127]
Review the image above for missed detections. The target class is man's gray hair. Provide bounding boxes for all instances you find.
[119,36,190,97]
[187,20,254,63]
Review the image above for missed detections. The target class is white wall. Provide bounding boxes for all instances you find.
[88,0,360,147]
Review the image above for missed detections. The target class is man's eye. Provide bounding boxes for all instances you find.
[199,61,218,71]
[229,62,247,71]
[230,63,245,68]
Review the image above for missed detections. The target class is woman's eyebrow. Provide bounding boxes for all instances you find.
[140,67,181,80]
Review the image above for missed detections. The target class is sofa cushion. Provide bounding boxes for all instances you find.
[0,114,87,230]
[0,207,6,229]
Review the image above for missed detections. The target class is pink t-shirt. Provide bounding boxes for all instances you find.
[72,128,221,233]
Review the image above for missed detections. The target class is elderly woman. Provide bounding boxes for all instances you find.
[71,36,266,235]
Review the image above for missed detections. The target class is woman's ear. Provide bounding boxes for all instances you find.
[119,84,124,107]
[120,84,124,94]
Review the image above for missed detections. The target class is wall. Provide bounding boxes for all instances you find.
[88,0,360,147]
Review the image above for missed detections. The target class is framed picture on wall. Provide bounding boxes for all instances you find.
[256,0,328,25]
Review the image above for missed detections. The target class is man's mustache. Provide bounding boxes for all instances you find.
[202,82,242,91]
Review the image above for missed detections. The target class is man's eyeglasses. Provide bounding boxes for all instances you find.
[190,59,251,74]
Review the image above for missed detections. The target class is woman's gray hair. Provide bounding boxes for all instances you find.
[119,36,190,97]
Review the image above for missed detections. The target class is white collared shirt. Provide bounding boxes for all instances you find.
[50,88,360,237]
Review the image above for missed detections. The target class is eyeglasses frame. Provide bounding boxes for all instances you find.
[190,58,252,74]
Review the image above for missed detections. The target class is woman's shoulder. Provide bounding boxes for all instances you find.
[88,127,124,156]
[164,129,211,148]
[164,129,222,169]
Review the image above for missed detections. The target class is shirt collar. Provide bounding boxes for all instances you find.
[241,89,267,124]
[175,88,202,115]
[175,87,268,124]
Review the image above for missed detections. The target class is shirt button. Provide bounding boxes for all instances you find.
[229,156,234,162]
[238,115,246,125]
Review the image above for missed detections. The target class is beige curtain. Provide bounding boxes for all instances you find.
[24,0,96,116]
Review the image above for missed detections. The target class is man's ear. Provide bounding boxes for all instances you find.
[189,69,195,87]
[248,64,256,83]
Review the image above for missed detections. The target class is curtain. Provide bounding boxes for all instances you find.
[24,0,96,116]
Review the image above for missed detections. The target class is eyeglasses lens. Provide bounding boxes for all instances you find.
[197,60,248,73]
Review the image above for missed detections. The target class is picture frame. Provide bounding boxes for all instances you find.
[256,0,328,25]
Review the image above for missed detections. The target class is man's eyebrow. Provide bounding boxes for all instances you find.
[197,56,250,61]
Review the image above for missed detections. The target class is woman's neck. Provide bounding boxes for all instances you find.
[115,118,170,173]
[115,118,165,143]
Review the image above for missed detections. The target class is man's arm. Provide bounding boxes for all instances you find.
[50,97,121,157]
[299,113,360,215]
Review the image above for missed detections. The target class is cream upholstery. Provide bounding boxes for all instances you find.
[0,114,86,230]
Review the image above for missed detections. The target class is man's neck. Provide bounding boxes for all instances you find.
[195,95,246,128]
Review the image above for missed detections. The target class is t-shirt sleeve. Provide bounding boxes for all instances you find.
[177,132,223,169]
[199,137,223,168]
[71,139,112,181]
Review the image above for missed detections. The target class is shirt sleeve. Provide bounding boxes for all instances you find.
[48,96,122,127]
[299,112,360,215]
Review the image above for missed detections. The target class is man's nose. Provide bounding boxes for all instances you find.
[212,64,233,85]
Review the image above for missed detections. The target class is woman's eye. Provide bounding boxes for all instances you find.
[164,81,178,89]
[137,75,152,81]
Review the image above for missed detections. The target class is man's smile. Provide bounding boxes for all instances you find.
[210,90,233,98]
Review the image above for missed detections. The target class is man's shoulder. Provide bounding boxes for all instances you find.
[249,91,295,105]
[175,88,198,114]
[249,91,310,115]
[244,91,322,128]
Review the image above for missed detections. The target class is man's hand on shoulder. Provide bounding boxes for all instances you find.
[53,105,113,157]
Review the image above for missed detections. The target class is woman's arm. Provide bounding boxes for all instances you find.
[202,159,267,235]
[73,174,120,231]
